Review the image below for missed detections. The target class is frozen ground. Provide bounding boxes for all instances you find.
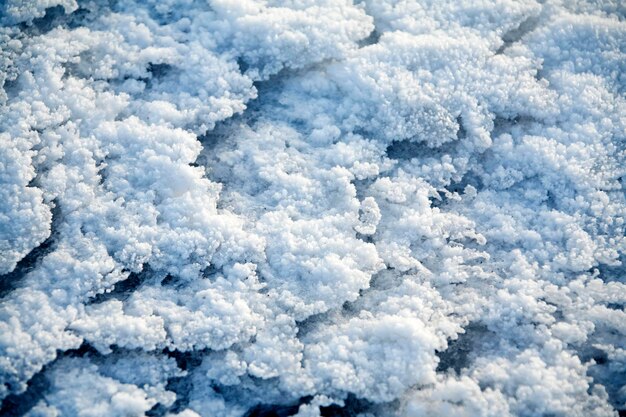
[0,1,625,416]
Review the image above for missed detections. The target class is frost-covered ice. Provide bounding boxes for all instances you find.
[0,0,625,416]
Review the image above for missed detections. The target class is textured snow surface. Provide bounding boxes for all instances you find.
[0,0,625,416]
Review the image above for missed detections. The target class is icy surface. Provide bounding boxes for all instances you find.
[0,0,625,416]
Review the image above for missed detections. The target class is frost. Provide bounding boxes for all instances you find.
[0,133,51,274]
[1,1,78,25]
[1,0,625,416]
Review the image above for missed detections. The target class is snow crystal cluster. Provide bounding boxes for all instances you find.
[0,0,624,416]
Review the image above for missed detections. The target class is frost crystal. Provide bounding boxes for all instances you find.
[1,1,624,416]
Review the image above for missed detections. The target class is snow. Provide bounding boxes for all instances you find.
[0,0,625,416]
